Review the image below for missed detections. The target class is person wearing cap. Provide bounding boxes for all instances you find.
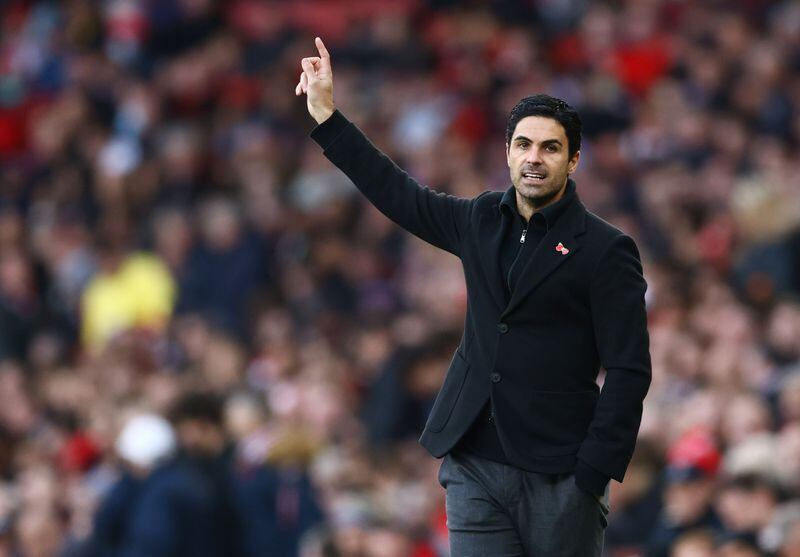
[295,38,652,556]
[645,428,725,557]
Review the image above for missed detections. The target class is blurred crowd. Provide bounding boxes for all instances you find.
[1,0,800,556]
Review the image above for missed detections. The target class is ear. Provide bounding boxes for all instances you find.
[568,150,580,174]
[505,143,510,167]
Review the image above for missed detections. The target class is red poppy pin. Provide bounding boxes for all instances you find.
[555,242,570,255]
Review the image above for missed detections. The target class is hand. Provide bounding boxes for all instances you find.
[294,37,335,125]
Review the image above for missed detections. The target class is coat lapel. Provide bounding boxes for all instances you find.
[501,198,588,318]
[476,206,508,312]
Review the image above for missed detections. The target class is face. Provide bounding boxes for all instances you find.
[177,420,224,456]
[506,116,580,210]
[664,479,715,525]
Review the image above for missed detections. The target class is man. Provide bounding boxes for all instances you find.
[295,37,651,556]
[116,393,240,557]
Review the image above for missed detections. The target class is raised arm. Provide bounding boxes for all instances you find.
[295,38,472,256]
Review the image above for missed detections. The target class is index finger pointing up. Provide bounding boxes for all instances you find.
[315,37,330,61]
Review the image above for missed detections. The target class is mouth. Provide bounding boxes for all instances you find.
[521,171,546,182]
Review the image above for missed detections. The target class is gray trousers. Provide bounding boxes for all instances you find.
[438,451,610,557]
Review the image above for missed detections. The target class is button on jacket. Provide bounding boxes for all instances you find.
[310,110,652,495]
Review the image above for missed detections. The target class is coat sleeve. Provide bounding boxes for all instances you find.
[577,234,652,483]
[310,110,472,256]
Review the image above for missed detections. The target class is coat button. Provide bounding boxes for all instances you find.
[497,322,509,333]
[490,373,502,383]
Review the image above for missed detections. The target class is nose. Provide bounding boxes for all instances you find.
[525,146,543,165]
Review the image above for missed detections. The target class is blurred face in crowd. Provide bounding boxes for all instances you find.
[153,209,192,270]
[664,478,716,525]
[0,251,32,300]
[15,508,62,557]
[779,375,800,423]
[776,423,800,491]
[781,518,800,557]
[716,483,777,532]
[720,394,772,446]
[362,528,412,557]
[506,116,580,213]
[716,540,762,557]
[224,395,266,442]
[671,531,714,557]
[200,199,241,251]
[176,419,225,457]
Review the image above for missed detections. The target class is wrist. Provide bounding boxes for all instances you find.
[312,105,335,125]
[309,110,348,150]
[574,459,609,498]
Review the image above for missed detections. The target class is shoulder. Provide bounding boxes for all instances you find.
[584,210,627,242]
[141,461,191,497]
[584,209,641,254]
[471,189,504,213]
[579,209,646,285]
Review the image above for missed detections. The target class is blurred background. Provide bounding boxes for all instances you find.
[1,0,800,556]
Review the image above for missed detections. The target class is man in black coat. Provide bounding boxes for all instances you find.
[115,394,240,557]
[295,38,651,556]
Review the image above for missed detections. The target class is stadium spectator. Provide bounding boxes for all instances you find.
[114,392,239,557]
[0,0,798,555]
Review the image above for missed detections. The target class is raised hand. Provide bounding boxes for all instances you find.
[294,37,335,124]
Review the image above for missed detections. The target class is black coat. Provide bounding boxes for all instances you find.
[311,110,651,487]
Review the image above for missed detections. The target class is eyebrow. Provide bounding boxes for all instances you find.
[512,136,563,146]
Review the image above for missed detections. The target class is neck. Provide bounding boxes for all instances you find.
[516,180,568,222]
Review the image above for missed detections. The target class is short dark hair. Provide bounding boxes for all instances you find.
[168,392,223,426]
[506,94,582,158]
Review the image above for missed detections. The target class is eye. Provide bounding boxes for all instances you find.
[546,144,558,152]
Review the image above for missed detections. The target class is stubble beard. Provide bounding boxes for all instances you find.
[513,174,568,211]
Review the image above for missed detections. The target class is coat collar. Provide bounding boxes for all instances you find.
[499,178,577,232]
[476,179,587,315]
